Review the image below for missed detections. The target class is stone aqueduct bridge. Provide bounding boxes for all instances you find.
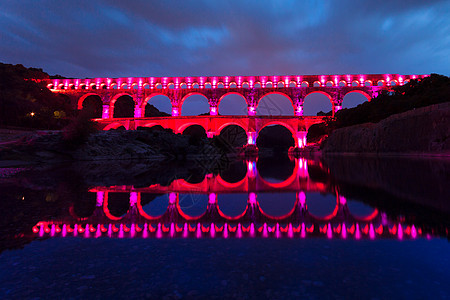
[45,73,427,147]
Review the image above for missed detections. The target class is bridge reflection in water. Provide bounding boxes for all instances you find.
[34,158,427,240]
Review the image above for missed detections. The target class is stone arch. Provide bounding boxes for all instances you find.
[78,93,102,110]
[342,90,371,109]
[142,93,172,114]
[111,94,135,118]
[256,92,295,116]
[217,122,246,134]
[217,92,247,115]
[218,124,248,147]
[103,122,128,130]
[180,92,209,116]
[303,91,333,116]
[80,94,103,118]
[306,193,339,221]
[177,122,207,135]
[257,122,297,147]
[343,90,372,102]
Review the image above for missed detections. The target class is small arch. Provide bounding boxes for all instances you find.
[155,83,163,89]
[256,92,295,116]
[69,84,75,90]
[351,80,360,87]
[377,80,385,86]
[229,82,237,88]
[110,83,118,89]
[265,82,273,88]
[277,81,285,88]
[301,81,309,87]
[90,83,97,90]
[121,83,128,89]
[289,81,297,88]
[100,83,107,89]
[80,84,87,90]
[181,124,207,139]
[104,192,130,220]
[242,82,249,88]
[138,194,169,220]
[47,83,54,89]
[205,82,212,89]
[257,123,296,148]
[180,83,187,89]
[217,194,249,220]
[217,82,224,88]
[389,80,398,86]
[313,81,321,87]
[58,83,65,90]
[254,82,261,88]
[258,192,297,219]
[168,83,175,89]
[339,80,347,87]
[326,81,334,87]
[364,80,373,86]
[131,83,139,90]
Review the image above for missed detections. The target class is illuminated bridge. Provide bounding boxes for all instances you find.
[34,158,424,240]
[44,73,428,148]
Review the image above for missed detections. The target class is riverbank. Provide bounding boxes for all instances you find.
[0,129,225,167]
[322,102,450,155]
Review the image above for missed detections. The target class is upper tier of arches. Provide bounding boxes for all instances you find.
[46,74,428,90]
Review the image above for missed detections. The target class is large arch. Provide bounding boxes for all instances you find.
[303,91,333,116]
[80,94,102,118]
[217,92,248,115]
[256,92,295,116]
[342,90,371,109]
[177,122,207,134]
[77,93,101,110]
[218,124,247,147]
[257,122,297,147]
[111,93,135,118]
[103,122,127,131]
[180,92,210,116]
[142,93,172,116]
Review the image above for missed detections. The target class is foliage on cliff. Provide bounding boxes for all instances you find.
[308,74,450,142]
[0,63,74,129]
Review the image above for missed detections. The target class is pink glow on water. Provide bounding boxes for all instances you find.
[288,223,294,238]
[262,223,268,238]
[327,223,332,239]
[275,223,280,238]
[156,223,162,238]
[210,223,215,238]
[355,224,361,240]
[62,224,67,237]
[196,223,201,238]
[411,225,417,238]
[299,192,306,208]
[249,192,257,206]
[50,224,55,237]
[169,192,177,204]
[301,223,306,238]
[224,223,229,238]
[342,223,347,239]
[183,223,188,238]
[118,224,124,238]
[143,224,148,238]
[369,223,375,240]
[170,223,175,238]
[237,224,243,238]
[96,191,104,206]
[398,223,403,240]
[209,193,217,204]
[74,224,79,236]
[250,223,255,237]
[339,195,346,205]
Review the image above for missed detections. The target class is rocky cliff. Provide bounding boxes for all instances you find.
[323,102,450,154]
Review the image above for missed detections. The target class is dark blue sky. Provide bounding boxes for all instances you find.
[1,0,449,114]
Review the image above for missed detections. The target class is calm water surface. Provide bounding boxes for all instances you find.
[0,155,449,299]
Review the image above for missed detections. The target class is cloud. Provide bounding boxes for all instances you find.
[0,0,448,77]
